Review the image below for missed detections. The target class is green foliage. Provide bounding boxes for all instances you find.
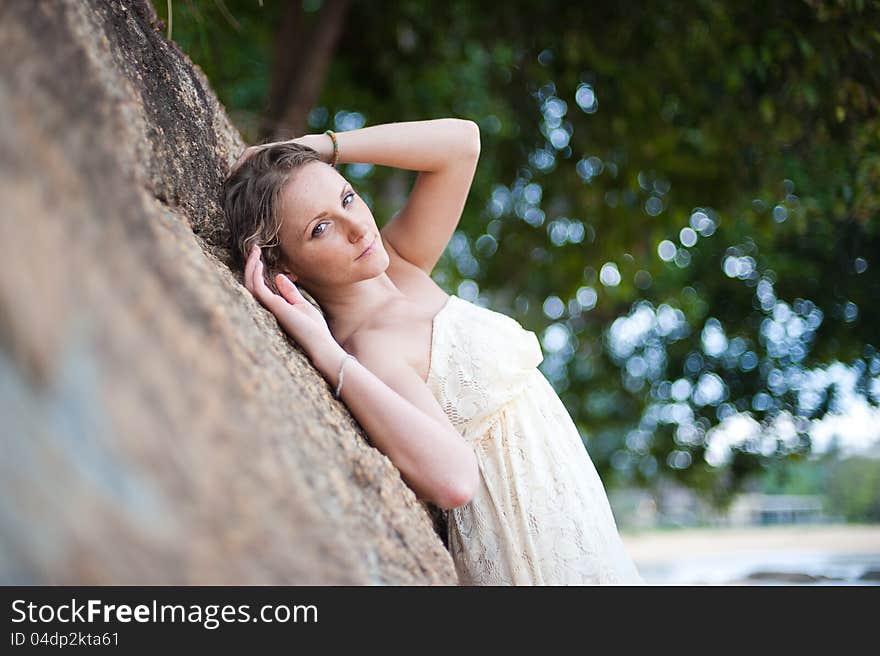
[825,457,880,521]
[760,455,827,495]
[154,0,880,501]
[759,453,880,522]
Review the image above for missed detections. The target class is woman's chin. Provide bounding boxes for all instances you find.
[371,248,391,269]
[368,252,391,277]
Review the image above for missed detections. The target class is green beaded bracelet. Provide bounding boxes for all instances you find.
[324,129,339,168]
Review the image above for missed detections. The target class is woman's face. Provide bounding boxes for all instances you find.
[275,161,389,290]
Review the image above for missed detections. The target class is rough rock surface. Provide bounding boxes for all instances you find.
[0,0,455,584]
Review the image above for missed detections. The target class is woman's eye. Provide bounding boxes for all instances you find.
[312,193,354,238]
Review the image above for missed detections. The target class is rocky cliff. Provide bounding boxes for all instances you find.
[0,0,454,585]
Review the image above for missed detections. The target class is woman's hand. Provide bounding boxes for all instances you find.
[231,134,333,174]
[231,144,265,172]
[243,244,337,358]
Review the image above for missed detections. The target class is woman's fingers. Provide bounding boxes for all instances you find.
[252,257,272,303]
[253,258,290,315]
[247,246,264,296]
[245,247,267,301]
[244,245,259,293]
[276,274,306,306]
[233,142,283,173]
[243,246,301,324]
[232,145,262,171]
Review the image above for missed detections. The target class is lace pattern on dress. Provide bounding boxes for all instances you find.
[426,295,544,445]
[426,295,645,585]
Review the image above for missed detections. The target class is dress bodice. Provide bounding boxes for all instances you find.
[426,295,544,444]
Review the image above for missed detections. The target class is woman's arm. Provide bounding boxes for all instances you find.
[311,338,480,510]
[300,118,479,172]
[297,119,481,274]
[244,246,479,510]
[234,119,480,273]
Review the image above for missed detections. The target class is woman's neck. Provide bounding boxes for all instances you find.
[310,275,408,345]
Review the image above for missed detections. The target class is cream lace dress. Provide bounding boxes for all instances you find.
[427,294,644,585]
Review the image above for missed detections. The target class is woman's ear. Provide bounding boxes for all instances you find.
[275,255,298,283]
[278,266,298,283]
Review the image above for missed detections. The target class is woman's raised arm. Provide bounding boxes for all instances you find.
[319,118,479,172]
[233,119,480,274]
[290,119,480,273]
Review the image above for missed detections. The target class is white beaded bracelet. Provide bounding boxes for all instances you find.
[334,354,357,398]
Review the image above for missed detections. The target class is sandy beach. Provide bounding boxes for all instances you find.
[617,523,880,584]
[620,523,880,563]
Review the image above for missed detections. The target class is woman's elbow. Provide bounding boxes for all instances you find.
[442,453,480,509]
[465,120,481,158]
[452,119,480,159]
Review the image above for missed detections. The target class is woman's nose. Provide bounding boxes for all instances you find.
[347,220,370,242]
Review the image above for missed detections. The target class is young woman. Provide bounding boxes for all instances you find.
[222,118,644,585]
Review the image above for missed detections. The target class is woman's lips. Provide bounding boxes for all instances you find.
[356,237,376,260]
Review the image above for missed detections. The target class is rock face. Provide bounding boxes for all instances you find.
[0,0,455,584]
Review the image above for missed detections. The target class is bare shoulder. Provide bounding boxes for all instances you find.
[344,297,429,380]
[382,237,447,301]
[345,324,451,427]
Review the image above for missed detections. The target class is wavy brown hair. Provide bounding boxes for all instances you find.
[221,141,324,297]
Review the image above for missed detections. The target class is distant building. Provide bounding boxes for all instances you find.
[725,493,829,526]
[610,484,832,530]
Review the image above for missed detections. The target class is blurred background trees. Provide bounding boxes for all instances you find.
[155,0,880,510]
